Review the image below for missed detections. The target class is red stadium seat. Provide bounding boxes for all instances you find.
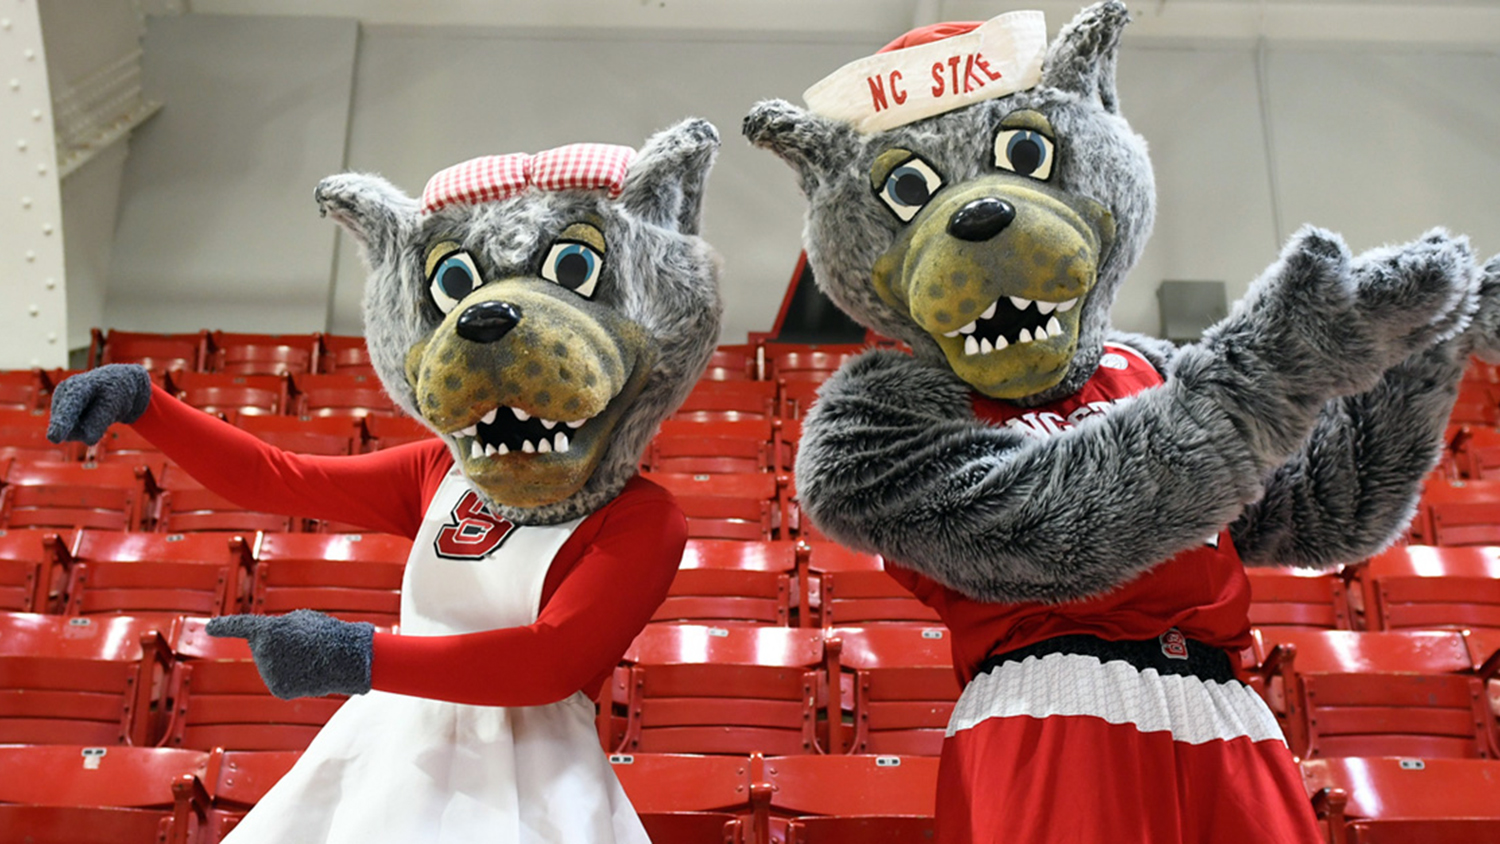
[671,380,778,421]
[0,407,81,462]
[756,754,939,844]
[166,372,287,417]
[1450,425,1500,480]
[701,346,759,382]
[0,612,172,746]
[89,423,171,477]
[1410,478,1500,546]
[161,617,346,751]
[653,540,797,626]
[799,542,938,628]
[250,532,410,630]
[1246,567,1354,631]
[291,372,398,418]
[1302,756,1500,844]
[206,331,319,377]
[0,744,208,844]
[1356,545,1500,633]
[610,753,754,844]
[1449,382,1499,427]
[62,531,254,619]
[233,413,363,456]
[643,472,782,541]
[0,528,69,612]
[0,461,152,532]
[195,748,302,842]
[1255,629,1492,759]
[766,349,860,384]
[317,334,377,376]
[778,379,823,420]
[647,420,778,474]
[88,328,207,375]
[154,465,296,534]
[0,369,43,411]
[363,415,436,451]
[825,626,960,756]
[618,624,828,756]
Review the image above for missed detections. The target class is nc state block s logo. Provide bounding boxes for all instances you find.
[434,490,515,560]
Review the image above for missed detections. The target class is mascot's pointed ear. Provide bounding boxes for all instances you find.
[1040,0,1131,114]
[315,172,420,270]
[743,99,858,195]
[619,118,721,236]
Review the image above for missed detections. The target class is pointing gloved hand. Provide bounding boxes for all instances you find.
[46,363,153,445]
[207,610,375,700]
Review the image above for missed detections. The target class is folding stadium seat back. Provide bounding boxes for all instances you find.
[642,472,781,541]
[1246,567,1353,630]
[799,542,934,627]
[701,346,759,382]
[0,461,151,532]
[0,407,82,461]
[658,540,798,626]
[89,423,171,477]
[90,328,208,374]
[826,626,960,756]
[1358,546,1500,633]
[291,372,398,418]
[0,804,186,844]
[766,349,861,384]
[198,748,303,841]
[233,413,363,456]
[207,331,320,377]
[0,612,171,746]
[163,618,345,751]
[154,466,296,534]
[364,414,437,451]
[0,369,43,411]
[63,531,253,618]
[250,534,407,629]
[759,754,939,844]
[1451,426,1500,480]
[1302,756,1500,844]
[317,334,377,376]
[0,528,68,612]
[166,372,287,417]
[1411,479,1500,546]
[620,625,826,756]
[610,753,753,844]
[672,380,778,421]
[1258,630,1492,759]
[648,419,779,474]
[778,379,822,420]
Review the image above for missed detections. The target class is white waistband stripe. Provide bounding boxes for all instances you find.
[947,652,1286,746]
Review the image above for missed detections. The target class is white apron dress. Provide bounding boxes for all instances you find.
[222,466,652,844]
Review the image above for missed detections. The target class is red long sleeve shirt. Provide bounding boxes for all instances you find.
[132,385,686,706]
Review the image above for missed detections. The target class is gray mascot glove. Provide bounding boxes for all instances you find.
[46,363,153,446]
[207,610,375,700]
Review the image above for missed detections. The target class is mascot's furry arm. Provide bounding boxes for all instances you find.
[792,229,1475,603]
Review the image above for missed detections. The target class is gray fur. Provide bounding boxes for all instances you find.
[317,119,722,525]
[207,610,373,700]
[794,227,1475,602]
[745,2,1156,404]
[1460,253,1500,363]
[46,363,152,446]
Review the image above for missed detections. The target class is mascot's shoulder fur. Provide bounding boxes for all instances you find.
[747,2,1496,603]
[317,119,723,524]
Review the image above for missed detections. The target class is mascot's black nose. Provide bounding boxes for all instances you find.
[456,301,523,344]
[947,198,1016,242]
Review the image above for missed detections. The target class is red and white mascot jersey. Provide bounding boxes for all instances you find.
[884,344,1322,844]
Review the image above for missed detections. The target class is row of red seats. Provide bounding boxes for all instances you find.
[89,329,376,378]
[0,371,399,421]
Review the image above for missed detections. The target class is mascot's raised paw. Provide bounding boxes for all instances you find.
[1461,253,1500,363]
[1347,227,1478,355]
[46,363,152,446]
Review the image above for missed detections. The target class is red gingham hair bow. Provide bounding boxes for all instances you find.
[420,143,637,215]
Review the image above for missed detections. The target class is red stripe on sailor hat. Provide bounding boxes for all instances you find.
[531,143,636,199]
[421,154,531,215]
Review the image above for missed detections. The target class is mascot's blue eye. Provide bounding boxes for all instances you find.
[428,250,482,315]
[995,128,1056,181]
[877,156,944,223]
[540,241,604,299]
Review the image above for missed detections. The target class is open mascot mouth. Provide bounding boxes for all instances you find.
[447,404,589,458]
[942,293,1080,355]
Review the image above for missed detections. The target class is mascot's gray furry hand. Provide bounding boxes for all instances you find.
[1461,253,1500,363]
[207,610,374,700]
[46,363,152,446]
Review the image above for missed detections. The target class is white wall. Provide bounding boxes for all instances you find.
[87,12,1500,345]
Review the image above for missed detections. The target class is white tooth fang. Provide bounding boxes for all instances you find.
[566,419,586,429]
[481,408,498,425]
[1057,298,1077,313]
[1047,316,1063,336]
[541,418,558,430]
[964,336,979,356]
[1019,328,1033,344]
[512,407,530,422]
[943,328,962,338]
[555,432,570,453]
[1033,326,1048,341]
[994,336,1009,351]
[537,438,552,454]
[979,338,994,354]
[470,440,483,459]
[1037,300,1057,315]
[485,443,497,456]
[960,321,977,335]
[1009,296,1031,311]
[459,424,478,438]
[497,443,509,455]
[522,440,536,454]
[981,301,998,320]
